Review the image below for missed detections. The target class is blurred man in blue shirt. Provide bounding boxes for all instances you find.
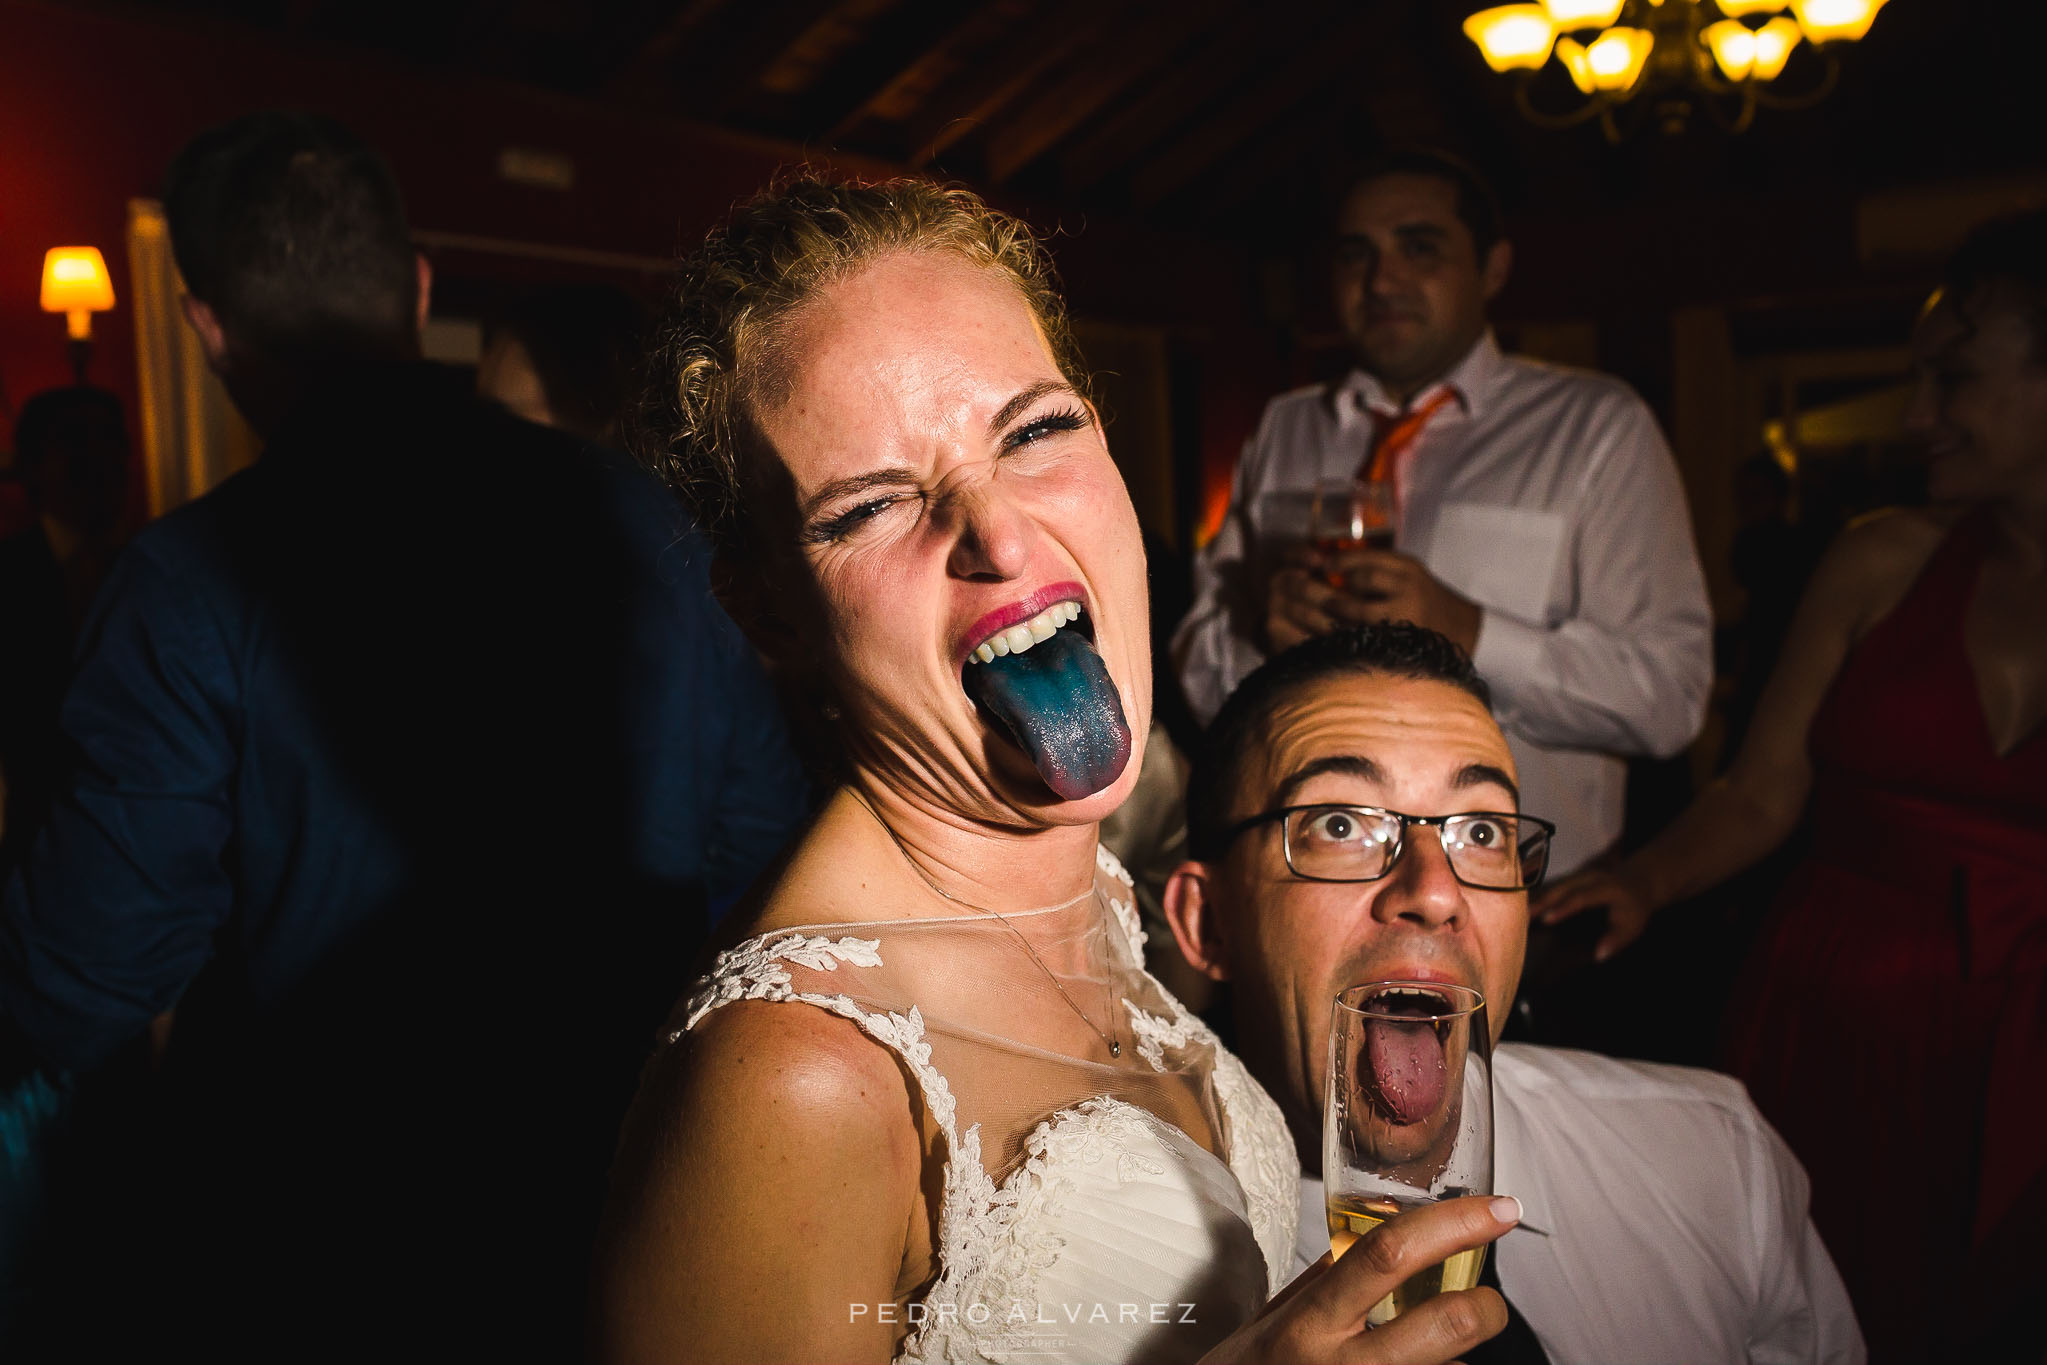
[0,113,806,1356]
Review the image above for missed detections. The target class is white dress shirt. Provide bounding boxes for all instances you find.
[1294,1044,1865,1365]
[1172,333,1713,874]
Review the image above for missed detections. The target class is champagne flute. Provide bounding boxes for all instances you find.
[1309,478,1395,588]
[1324,981,1493,1326]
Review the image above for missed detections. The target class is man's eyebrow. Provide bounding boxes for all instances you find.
[1393,222,1452,244]
[987,379,1081,438]
[1274,755,1384,806]
[1453,762,1520,807]
[799,467,918,522]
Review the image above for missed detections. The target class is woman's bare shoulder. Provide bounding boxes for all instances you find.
[622,997,922,1199]
[1809,505,1961,630]
[1829,504,1959,568]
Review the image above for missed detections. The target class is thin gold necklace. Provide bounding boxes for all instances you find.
[853,793,1123,1060]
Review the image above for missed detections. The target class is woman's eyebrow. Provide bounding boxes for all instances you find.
[799,467,918,521]
[986,379,1081,437]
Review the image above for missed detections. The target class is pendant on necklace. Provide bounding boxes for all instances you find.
[1109,1041,1121,1057]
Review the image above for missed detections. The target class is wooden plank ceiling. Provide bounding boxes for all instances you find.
[153,0,1473,230]
[121,0,2045,238]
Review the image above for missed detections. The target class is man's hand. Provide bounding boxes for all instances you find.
[1264,545,1382,653]
[1199,1194,1519,1365]
[1333,550,1483,656]
[1533,864,1657,962]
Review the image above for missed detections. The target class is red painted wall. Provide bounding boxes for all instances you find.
[0,0,1276,543]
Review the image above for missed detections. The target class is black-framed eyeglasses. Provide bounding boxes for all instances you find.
[1219,804,1556,891]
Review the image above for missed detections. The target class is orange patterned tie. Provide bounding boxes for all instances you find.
[1357,386,1458,509]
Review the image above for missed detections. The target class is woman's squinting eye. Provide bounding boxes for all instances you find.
[1005,405,1091,451]
[804,494,912,545]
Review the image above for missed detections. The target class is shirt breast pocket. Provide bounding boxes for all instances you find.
[1427,502,1567,626]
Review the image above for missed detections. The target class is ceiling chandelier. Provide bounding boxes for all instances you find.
[1463,0,1889,140]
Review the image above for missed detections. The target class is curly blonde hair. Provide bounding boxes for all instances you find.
[640,174,1088,560]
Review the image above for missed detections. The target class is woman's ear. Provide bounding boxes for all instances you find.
[1162,861,1232,983]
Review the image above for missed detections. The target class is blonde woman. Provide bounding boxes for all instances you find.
[593,178,1521,1364]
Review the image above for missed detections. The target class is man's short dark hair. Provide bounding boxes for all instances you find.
[163,112,417,360]
[1942,207,2047,363]
[1338,147,1504,263]
[1185,623,1492,862]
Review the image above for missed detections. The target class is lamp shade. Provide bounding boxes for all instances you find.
[1464,5,1557,72]
[1714,0,1789,16]
[1751,16,1803,78]
[1704,20,1758,79]
[1541,0,1625,29]
[1790,0,1884,44]
[41,247,115,319]
[1585,25,1654,91]
[1555,35,1598,93]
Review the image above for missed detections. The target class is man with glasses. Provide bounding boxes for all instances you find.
[1162,624,1861,1364]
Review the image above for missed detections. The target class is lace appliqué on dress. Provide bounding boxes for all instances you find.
[1121,1000,1299,1299]
[675,879,1302,1360]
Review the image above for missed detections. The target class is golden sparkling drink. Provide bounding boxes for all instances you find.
[1327,1194,1486,1326]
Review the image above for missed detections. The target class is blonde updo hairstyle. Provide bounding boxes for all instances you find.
[642,174,1090,567]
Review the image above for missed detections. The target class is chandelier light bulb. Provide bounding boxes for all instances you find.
[1790,0,1885,44]
[1704,20,1759,80]
[1585,26,1654,90]
[1750,16,1804,78]
[1540,0,1625,29]
[1463,5,1558,72]
[1555,36,1599,93]
[1714,0,1789,16]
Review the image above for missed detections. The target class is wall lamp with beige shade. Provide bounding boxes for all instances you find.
[41,246,116,383]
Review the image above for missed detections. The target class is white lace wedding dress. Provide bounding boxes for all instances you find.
[677,846,1299,1364]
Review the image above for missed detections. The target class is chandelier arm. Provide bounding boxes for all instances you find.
[1511,74,1611,130]
[1753,50,1842,111]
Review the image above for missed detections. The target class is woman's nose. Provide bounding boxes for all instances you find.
[945,483,1034,581]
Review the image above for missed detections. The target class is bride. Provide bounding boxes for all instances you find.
[594,176,1516,1364]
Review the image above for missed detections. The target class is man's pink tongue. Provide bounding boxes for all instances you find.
[1364,1017,1447,1125]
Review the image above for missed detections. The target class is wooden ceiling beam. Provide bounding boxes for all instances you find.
[1054,2,1281,195]
[980,0,1235,186]
[682,0,855,117]
[771,0,988,140]
[1129,10,1382,210]
[888,0,1116,169]
[823,0,1033,144]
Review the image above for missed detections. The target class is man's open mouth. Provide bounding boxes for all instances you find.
[1360,985,1454,1127]
[959,599,1131,802]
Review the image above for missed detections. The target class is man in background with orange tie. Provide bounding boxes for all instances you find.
[1174,148,1712,879]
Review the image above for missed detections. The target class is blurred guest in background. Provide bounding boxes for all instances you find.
[1164,624,1863,1364]
[477,281,649,446]
[0,111,806,1357]
[1174,148,1712,881]
[0,386,130,862]
[1538,209,2047,1363]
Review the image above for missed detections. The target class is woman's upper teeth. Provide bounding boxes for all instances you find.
[969,601,1082,664]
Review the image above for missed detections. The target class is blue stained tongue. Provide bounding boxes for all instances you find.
[962,626,1132,801]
